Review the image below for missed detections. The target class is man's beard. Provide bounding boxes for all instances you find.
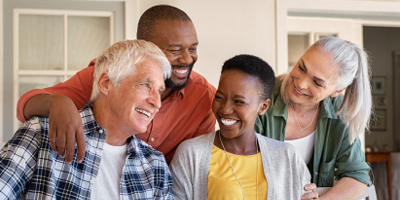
[165,63,194,91]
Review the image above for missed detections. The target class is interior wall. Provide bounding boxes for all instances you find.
[363,26,400,151]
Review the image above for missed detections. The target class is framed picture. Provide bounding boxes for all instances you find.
[373,96,387,107]
[372,76,386,95]
[371,109,386,131]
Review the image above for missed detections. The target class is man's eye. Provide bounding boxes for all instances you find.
[235,100,245,104]
[169,50,181,54]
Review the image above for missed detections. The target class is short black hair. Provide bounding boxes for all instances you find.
[221,54,275,100]
[137,5,192,40]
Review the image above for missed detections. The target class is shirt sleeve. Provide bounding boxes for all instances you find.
[335,136,373,186]
[194,85,216,138]
[169,143,194,200]
[16,59,96,122]
[0,119,41,199]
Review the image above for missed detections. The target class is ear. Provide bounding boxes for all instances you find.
[330,87,346,97]
[258,99,271,115]
[97,72,111,96]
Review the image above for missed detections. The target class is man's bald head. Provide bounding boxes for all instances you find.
[137,5,192,41]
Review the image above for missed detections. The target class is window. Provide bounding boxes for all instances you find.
[13,9,114,131]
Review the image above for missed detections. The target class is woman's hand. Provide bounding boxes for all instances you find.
[301,183,320,200]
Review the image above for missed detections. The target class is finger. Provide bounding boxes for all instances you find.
[76,127,87,163]
[301,191,319,200]
[304,183,317,191]
[57,128,67,159]
[64,128,76,165]
[48,120,59,153]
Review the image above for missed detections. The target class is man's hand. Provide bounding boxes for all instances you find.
[302,183,320,199]
[48,95,87,164]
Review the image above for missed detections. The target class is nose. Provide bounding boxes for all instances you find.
[147,90,162,110]
[178,49,193,65]
[220,100,233,115]
[297,74,309,89]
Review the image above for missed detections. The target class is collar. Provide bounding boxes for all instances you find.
[271,93,339,120]
[167,76,195,100]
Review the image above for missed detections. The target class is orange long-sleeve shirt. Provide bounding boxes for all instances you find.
[17,59,216,163]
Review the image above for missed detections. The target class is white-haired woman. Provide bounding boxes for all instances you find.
[255,36,373,200]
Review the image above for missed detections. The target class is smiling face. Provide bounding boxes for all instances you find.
[149,20,198,91]
[107,59,165,134]
[289,47,342,106]
[212,69,270,139]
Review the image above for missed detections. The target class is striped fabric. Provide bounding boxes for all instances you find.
[0,103,173,200]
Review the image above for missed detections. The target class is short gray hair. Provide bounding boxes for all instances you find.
[90,40,171,103]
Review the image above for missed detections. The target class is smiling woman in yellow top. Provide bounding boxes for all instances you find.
[169,54,311,200]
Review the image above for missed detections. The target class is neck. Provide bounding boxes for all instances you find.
[161,87,173,100]
[216,130,258,155]
[291,101,320,114]
[92,99,133,146]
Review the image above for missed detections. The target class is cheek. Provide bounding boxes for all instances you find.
[165,55,177,64]
[191,54,198,63]
[211,100,219,115]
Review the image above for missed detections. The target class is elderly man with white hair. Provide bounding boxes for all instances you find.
[0,39,173,200]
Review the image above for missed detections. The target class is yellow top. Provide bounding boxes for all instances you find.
[207,145,268,200]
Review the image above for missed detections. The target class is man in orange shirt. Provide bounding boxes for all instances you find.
[16,5,216,164]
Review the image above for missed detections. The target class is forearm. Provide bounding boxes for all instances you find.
[319,177,367,200]
[24,94,73,120]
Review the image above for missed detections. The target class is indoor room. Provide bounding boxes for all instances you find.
[1,0,399,199]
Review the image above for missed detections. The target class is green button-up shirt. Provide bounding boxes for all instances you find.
[255,79,373,187]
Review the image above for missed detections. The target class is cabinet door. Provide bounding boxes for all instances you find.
[287,16,362,72]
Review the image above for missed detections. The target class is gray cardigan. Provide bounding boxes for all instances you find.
[169,131,311,200]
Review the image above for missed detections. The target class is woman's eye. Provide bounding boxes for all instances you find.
[214,95,223,101]
[314,81,322,87]
[299,65,305,72]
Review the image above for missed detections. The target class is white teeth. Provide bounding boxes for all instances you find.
[173,69,188,74]
[221,118,238,126]
[135,108,151,117]
[295,87,306,95]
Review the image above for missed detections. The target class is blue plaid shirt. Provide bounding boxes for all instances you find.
[0,103,173,200]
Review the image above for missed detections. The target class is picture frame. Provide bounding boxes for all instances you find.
[371,109,386,131]
[372,76,386,95]
[373,96,387,107]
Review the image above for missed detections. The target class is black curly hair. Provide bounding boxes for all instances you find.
[221,54,275,100]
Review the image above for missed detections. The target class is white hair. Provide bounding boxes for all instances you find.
[280,36,373,144]
[90,39,171,103]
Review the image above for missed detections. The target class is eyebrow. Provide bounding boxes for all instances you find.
[216,91,247,100]
[168,42,199,48]
[300,59,327,84]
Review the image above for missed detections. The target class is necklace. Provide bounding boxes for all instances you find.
[290,102,319,132]
[218,131,259,200]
